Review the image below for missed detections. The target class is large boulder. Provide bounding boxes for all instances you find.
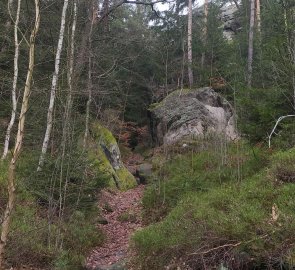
[88,123,137,190]
[149,87,238,145]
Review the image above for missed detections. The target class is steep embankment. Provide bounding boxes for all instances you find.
[86,185,144,269]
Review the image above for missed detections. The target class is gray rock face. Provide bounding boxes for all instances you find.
[149,87,238,145]
[220,4,240,40]
[194,3,240,41]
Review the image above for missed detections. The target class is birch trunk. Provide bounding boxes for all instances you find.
[60,0,77,217]
[187,0,193,88]
[0,0,40,266]
[201,0,208,68]
[37,0,69,171]
[2,0,21,160]
[247,0,255,87]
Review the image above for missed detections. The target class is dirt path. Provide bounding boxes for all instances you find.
[86,185,144,270]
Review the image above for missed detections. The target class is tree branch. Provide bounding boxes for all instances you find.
[268,115,295,148]
[99,0,170,22]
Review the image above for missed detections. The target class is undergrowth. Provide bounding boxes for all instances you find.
[0,149,106,269]
[132,142,295,269]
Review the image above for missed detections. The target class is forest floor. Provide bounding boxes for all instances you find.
[86,184,144,270]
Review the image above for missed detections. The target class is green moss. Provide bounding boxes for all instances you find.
[91,122,117,146]
[148,102,160,110]
[116,167,137,190]
[88,122,137,190]
[148,88,197,112]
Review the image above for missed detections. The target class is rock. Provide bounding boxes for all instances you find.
[220,4,240,40]
[97,217,108,225]
[149,87,238,145]
[135,163,153,184]
[88,123,137,190]
[194,3,240,41]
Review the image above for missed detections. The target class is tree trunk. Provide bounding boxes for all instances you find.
[59,0,78,219]
[256,0,261,33]
[2,0,22,160]
[247,0,255,87]
[201,0,208,68]
[0,0,40,267]
[83,55,93,149]
[187,0,193,88]
[38,0,69,171]
[83,1,97,150]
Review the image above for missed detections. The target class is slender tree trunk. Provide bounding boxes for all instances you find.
[187,0,193,88]
[0,0,40,267]
[201,0,208,68]
[83,54,93,149]
[247,0,255,87]
[2,0,22,160]
[83,2,97,150]
[38,0,69,171]
[60,0,77,216]
[255,0,261,33]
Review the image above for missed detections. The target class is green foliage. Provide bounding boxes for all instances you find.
[133,145,295,269]
[6,203,103,269]
[236,87,295,145]
[0,148,106,268]
[142,141,269,223]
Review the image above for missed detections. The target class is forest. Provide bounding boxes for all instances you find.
[0,0,295,269]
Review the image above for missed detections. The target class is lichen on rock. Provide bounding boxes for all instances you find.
[149,87,238,145]
[88,123,137,190]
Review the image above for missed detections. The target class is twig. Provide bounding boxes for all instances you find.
[189,234,268,256]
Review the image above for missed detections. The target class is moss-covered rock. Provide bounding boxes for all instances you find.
[88,123,137,190]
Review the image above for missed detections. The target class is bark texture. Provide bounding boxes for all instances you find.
[0,0,40,267]
[187,0,193,88]
[247,0,255,87]
[83,1,97,149]
[38,0,69,171]
[2,0,21,160]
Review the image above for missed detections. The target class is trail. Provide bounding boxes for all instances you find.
[86,185,144,270]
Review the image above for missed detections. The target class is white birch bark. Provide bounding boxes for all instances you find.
[0,0,40,266]
[247,0,255,87]
[187,0,193,88]
[2,0,21,160]
[38,0,69,171]
[60,0,77,217]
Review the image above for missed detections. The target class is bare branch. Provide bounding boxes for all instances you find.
[99,0,170,22]
[268,115,295,148]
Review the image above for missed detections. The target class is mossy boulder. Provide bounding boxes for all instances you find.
[149,87,238,145]
[88,123,137,190]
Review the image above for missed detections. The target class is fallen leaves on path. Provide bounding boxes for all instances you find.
[86,185,144,269]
